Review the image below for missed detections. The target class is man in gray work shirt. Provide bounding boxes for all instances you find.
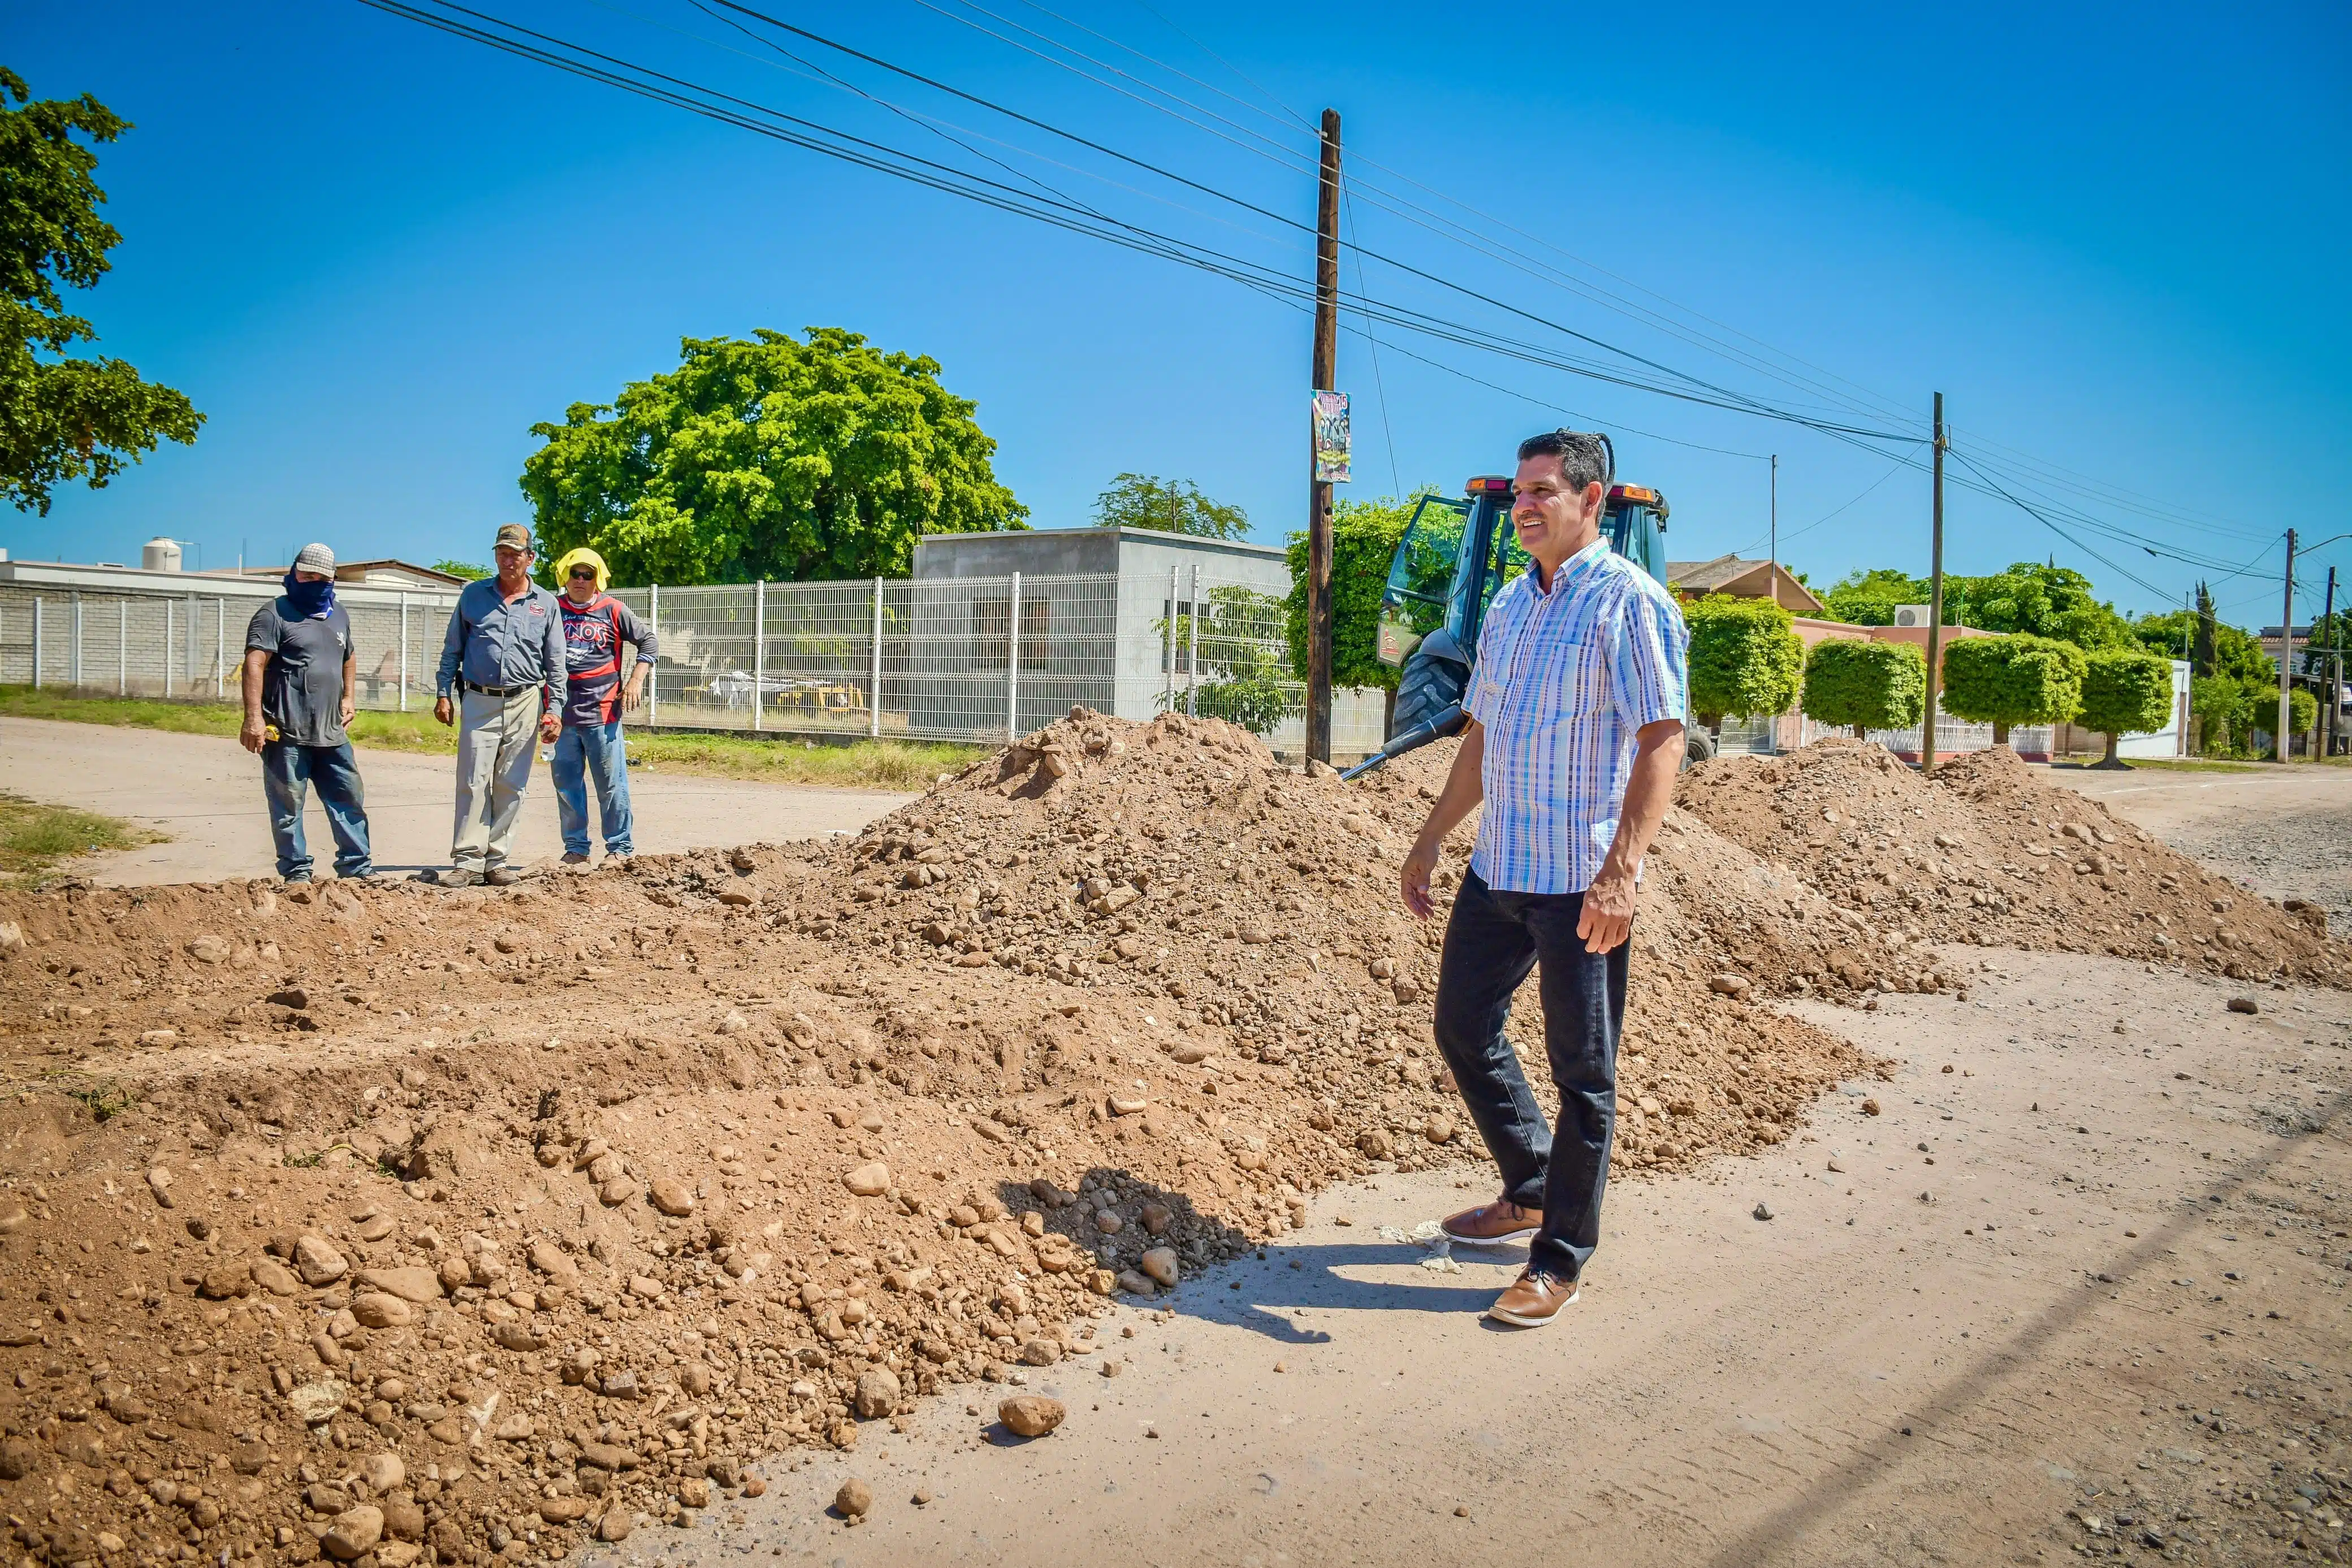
[432,523,567,886]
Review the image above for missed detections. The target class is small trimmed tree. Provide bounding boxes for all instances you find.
[2290,686,2319,742]
[2075,649,2176,767]
[1802,639,1926,738]
[1939,633,2088,746]
[2190,674,2248,755]
[1684,594,1804,729]
[1284,490,1442,730]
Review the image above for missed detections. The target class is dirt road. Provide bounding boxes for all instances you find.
[0,716,909,883]
[631,949,2347,1568]
[2059,764,2352,936]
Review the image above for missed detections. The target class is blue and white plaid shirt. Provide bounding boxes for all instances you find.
[1467,538,1689,895]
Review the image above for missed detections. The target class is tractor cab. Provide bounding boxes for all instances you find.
[1373,475,1672,738]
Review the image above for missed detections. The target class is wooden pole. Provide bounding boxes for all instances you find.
[2277,529,2297,763]
[1305,107,1342,766]
[1922,393,1946,770]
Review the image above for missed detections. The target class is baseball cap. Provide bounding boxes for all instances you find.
[494,523,535,553]
[292,542,336,575]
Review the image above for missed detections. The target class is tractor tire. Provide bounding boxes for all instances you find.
[1390,650,1469,740]
[1682,723,1717,771]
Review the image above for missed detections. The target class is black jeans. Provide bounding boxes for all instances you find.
[1431,867,1627,1282]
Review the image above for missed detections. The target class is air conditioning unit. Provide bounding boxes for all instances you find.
[1891,604,1931,628]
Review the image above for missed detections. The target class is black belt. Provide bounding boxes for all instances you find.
[461,679,535,698]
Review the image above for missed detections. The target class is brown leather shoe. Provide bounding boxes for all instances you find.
[1441,1199,1540,1247]
[1486,1268,1579,1327]
[485,866,525,887]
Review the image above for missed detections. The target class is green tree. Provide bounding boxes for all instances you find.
[1092,474,1248,540]
[1960,562,2130,648]
[431,558,488,581]
[1,70,202,515]
[2289,686,2318,739]
[1282,491,1442,698]
[2194,581,2218,676]
[1939,634,2087,745]
[1820,568,1928,627]
[519,327,1024,586]
[1684,595,1804,727]
[2075,648,2176,766]
[1802,639,1926,737]
[2191,674,2249,755]
[1160,584,1297,735]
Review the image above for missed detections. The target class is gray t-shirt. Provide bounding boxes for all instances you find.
[247,597,355,747]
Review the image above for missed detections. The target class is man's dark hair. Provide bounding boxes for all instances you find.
[1516,428,1615,493]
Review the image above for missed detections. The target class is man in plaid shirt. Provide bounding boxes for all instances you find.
[1399,428,1690,1328]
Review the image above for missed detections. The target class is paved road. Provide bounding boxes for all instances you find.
[0,716,910,884]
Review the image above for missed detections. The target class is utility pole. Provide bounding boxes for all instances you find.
[2277,529,2297,764]
[1922,394,1947,772]
[1305,107,1342,766]
[1767,453,1778,593]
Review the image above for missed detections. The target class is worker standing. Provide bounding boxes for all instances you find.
[431,524,565,887]
[548,547,656,865]
[1398,430,1689,1329]
[240,543,373,883]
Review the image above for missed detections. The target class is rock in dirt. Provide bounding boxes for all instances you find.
[293,1233,349,1285]
[997,1396,1067,1438]
[1138,1247,1180,1288]
[1752,1202,1774,1222]
[842,1162,891,1197]
[835,1478,874,1518]
[354,1266,441,1302]
[648,1176,696,1216]
[2226,996,2259,1015]
[595,1511,633,1543]
[322,1505,384,1560]
[854,1367,901,1419]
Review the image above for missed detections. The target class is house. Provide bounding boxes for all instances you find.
[214,559,469,590]
[1667,555,1824,614]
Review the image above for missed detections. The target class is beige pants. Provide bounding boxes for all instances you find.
[452,686,541,872]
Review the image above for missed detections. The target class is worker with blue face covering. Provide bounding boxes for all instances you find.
[240,542,373,883]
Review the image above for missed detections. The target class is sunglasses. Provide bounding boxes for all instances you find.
[567,568,596,579]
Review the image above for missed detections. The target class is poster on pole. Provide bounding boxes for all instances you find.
[1311,389,1351,483]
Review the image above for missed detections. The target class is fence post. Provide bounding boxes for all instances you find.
[398,594,409,712]
[71,592,83,690]
[1164,565,1178,712]
[118,599,128,695]
[31,597,42,689]
[647,584,659,727]
[1187,564,1201,718]
[1004,571,1022,742]
[869,577,883,740]
[163,600,173,697]
[751,580,766,733]
[215,599,226,698]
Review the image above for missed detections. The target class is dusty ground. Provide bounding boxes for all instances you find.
[0,717,909,883]
[0,727,2344,1568]
[643,951,2352,1568]
[2059,764,2352,938]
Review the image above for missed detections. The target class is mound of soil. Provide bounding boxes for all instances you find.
[1674,739,2345,987]
[0,710,1878,1565]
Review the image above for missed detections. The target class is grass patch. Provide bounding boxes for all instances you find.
[2105,756,2264,773]
[0,790,159,887]
[0,685,978,791]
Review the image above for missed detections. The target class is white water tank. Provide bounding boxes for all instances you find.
[142,538,182,573]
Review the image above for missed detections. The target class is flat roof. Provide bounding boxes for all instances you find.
[916,526,1287,560]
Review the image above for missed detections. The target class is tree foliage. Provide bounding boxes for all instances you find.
[1802,638,1926,736]
[2289,686,2319,736]
[1092,474,1248,540]
[1161,584,1296,735]
[1282,491,1442,692]
[1819,562,2130,648]
[431,558,488,581]
[519,327,1024,586]
[1,70,202,515]
[2076,648,2176,764]
[2191,674,2250,754]
[1938,633,2087,743]
[1684,594,1803,725]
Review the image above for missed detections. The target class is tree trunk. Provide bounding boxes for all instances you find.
[1852,724,1867,739]
[2103,731,2120,766]
[1992,719,2010,746]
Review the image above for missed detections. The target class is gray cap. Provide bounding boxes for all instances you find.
[293,542,336,575]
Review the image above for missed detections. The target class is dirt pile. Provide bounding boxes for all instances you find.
[0,709,1878,1565]
[1674,739,2346,987]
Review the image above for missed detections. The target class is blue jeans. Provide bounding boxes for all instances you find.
[552,719,633,855]
[1431,868,1627,1283]
[261,740,371,881]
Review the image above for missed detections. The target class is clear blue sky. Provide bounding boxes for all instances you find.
[8,0,2347,625]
